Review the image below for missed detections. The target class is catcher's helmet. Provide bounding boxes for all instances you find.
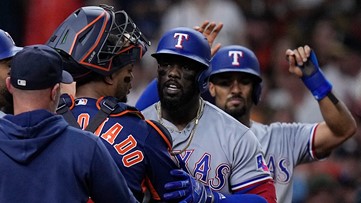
[0,29,22,60]
[152,27,211,93]
[210,45,262,104]
[46,4,151,79]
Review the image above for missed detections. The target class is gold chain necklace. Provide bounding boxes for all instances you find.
[156,98,204,155]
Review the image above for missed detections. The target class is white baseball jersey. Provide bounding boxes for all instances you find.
[250,121,318,203]
[142,100,272,194]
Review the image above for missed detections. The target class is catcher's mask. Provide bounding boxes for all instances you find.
[46,4,151,80]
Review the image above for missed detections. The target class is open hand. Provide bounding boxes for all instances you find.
[194,21,223,57]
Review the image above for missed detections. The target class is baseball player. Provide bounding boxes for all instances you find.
[0,29,22,116]
[206,45,357,202]
[47,5,214,203]
[0,44,138,202]
[141,27,276,203]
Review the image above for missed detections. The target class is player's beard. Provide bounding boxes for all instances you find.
[158,80,199,119]
[224,96,248,120]
[0,85,6,107]
[0,88,13,114]
[225,105,247,120]
[114,86,128,103]
[115,75,132,103]
[0,84,9,106]
[118,96,127,103]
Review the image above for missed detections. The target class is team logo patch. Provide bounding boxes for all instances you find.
[17,79,26,87]
[76,98,88,105]
[256,154,269,172]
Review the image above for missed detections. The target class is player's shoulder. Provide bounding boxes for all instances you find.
[61,122,104,150]
[144,119,173,150]
[204,101,248,129]
[252,121,313,131]
[250,120,316,139]
[141,103,158,120]
[203,101,256,141]
[97,97,144,119]
[204,101,231,118]
[64,123,98,140]
[140,104,173,148]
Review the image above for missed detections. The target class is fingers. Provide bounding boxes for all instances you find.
[285,45,313,77]
[163,189,188,200]
[296,46,309,63]
[204,22,216,35]
[204,22,223,38]
[193,20,210,33]
[194,21,223,38]
[285,53,303,76]
[211,43,222,57]
[194,21,223,56]
[164,180,190,190]
[170,169,189,178]
[285,45,312,66]
[213,23,223,35]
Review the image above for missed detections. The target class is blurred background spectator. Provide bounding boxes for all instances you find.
[1,0,360,202]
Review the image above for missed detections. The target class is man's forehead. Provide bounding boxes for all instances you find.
[159,54,205,68]
[158,54,193,63]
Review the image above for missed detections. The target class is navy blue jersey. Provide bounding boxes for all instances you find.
[67,96,180,202]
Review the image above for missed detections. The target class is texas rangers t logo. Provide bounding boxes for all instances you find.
[174,33,189,48]
[229,51,243,66]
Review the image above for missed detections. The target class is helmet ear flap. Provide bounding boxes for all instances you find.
[197,65,211,93]
[252,83,262,105]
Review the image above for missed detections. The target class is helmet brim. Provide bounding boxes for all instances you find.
[210,68,262,83]
[152,50,209,68]
[0,46,23,60]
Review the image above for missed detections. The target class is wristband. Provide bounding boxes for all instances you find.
[301,51,332,101]
[327,92,339,105]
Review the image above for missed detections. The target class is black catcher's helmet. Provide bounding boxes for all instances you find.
[47,4,151,79]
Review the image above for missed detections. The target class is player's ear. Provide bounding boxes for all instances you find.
[51,83,61,102]
[5,77,13,94]
[104,75,114,85]
[208,82,216,97]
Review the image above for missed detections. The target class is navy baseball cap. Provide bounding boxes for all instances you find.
[10,44,73,90]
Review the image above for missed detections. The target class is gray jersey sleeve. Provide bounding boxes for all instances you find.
[251,121,317,203]
[251,122,318,165]
[228,126,272,191]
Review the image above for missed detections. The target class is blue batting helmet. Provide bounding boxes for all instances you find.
[210,45,262,104]
[152,27,211,93]
[46,4,151,79]
[0,29,22,60]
